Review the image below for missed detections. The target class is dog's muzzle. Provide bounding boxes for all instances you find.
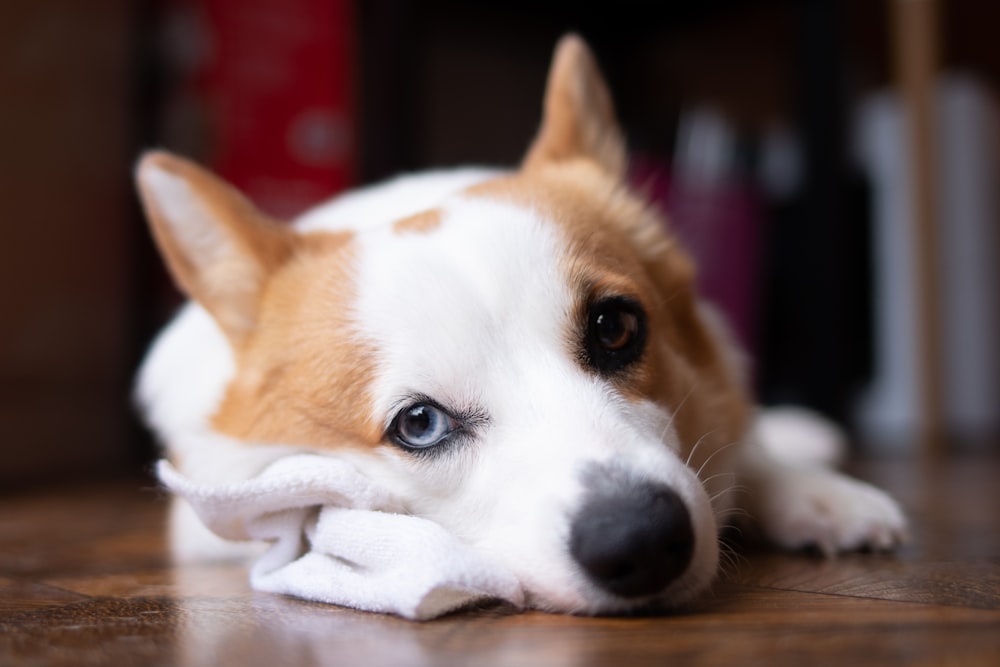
[569,470,694,599]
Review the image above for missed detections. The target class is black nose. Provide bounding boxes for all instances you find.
[569,481,694,598]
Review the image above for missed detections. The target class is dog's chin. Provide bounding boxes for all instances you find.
[521,547,720,617]
[524,578,712,617]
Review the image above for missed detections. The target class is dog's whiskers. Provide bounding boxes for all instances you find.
[661,383,698,448]
[715,506,752,522]
[709,481,748,499]
[708,478,752,528]
[693,436,741,480]
[716,535,748,580]
[700,471,737,487]
[721,547,741,573]
[709,487,749,523]
[720,521,747,538]
[685,427,721,470]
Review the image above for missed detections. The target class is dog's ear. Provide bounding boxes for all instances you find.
[523,35,626,178]
[135,151,297,344]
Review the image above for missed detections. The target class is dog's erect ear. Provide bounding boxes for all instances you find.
[523,35,626,178]
[135,151,297,344]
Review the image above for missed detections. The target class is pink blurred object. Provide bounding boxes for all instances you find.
[631,110,762,354]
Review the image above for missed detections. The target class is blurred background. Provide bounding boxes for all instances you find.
[2,0,998,488]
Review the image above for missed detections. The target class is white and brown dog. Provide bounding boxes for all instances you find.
[135,36,906,615]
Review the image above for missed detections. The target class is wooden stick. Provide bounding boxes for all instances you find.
[891,0,945,455]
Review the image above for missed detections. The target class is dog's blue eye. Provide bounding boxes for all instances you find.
[391,403,458,450]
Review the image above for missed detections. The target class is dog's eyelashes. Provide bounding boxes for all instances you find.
[583,296,647,375]
[390,402,459,451]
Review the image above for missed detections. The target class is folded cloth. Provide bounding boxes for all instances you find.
[158,455,525,620]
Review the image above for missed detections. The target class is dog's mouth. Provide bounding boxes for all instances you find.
[519,564,713,617]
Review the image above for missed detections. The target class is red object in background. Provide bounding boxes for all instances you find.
[166,0,355,219]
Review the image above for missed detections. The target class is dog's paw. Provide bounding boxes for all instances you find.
[758,466,908,556]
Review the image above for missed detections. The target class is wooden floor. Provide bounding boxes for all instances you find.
[2,453,998,667]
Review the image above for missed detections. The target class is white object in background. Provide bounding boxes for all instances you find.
[854,75,1000,449]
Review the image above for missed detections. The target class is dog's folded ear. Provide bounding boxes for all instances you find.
[523,34,626,178]
[135,151,297,344]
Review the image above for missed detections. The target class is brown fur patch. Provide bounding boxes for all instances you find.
[211,230,384,450]
[393,209,442,235]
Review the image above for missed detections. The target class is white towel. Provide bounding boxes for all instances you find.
[157,455,525,620]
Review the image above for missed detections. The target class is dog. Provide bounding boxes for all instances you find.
[134,35,906,615]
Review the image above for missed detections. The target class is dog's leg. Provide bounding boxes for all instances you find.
[737,408,908,555]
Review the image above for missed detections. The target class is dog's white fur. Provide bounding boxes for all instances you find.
[135,36,906,615]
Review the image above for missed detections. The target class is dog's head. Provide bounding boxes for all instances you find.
[136,36,750,614]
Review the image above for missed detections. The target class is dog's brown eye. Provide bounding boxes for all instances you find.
[595,309,639,351]
[584,297,647,375]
